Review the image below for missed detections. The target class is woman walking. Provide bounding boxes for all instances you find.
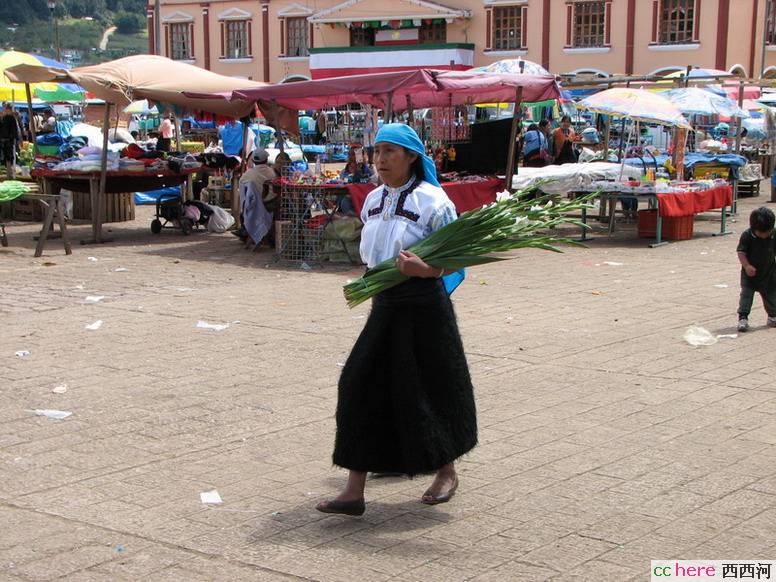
[316,124,478,516]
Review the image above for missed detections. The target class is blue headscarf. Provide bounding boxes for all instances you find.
[375,123,440,187]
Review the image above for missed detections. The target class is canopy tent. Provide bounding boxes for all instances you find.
[6,55,281,246]
[0,50,84,102]
[471,58,551,77]
[5,55,268,117]
[192,69,561,112]
[662,87,749,118]
[578,88,691,128]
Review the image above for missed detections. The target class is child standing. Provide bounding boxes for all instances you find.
[737,207,776,332]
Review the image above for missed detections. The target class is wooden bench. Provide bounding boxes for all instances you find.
[1,181,72,257]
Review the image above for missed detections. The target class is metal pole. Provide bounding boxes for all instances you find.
[154,0,162,56]
[733,79,746,214]
[24,83,37,145]
[762,0,772,78]
[96,103,112,244]
[385,91,394,122]
[55,17,61,62]
[504,86,523,190]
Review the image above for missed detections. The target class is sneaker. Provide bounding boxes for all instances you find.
[738,318,750,332]
[768,317,776,328]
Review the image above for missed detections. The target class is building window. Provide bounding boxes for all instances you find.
[658,0,695,44]
[767,0,776,45]
[224,20,250,58]
[286,17,309,56]
[350,27,375,47]
[572,1,606,47]
[419,20,447,44]
[492,6,524,51]
[169,22,192,60]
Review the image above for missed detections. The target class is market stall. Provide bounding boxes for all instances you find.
[6,55,274,246]
[188,69,560,263]
[572,179,733,247]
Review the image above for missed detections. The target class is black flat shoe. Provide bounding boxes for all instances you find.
[315,498,365,516]
[421,476,459,505]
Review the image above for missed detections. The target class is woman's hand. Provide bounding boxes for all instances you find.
[396,250,442,278]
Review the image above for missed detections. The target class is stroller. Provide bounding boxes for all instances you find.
[151,195,213,235]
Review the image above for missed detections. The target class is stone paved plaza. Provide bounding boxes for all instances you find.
[2,192,776,581]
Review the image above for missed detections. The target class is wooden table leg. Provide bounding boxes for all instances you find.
[81,178,112,245]
[92,177,103,243]
[34,200,55,258]
[607,194,617,237]
[56,197,72,255]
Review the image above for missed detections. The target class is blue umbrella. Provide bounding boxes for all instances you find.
[663,87,749,118]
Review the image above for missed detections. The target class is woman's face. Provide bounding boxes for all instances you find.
[374,142,416,187]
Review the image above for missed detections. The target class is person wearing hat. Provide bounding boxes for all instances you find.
[239,147,277,199]
[235,147,277,244]
[315,123,477,517]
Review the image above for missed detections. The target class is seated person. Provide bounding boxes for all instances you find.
[339,149,375,183]
[521,123,549,168]
[235,147,278,246]
[273,150,292,177]
[239,147,277,202]
[40,112,57,134]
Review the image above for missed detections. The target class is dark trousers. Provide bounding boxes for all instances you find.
[738,283,776,318]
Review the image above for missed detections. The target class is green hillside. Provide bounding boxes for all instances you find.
[0,0,147,64]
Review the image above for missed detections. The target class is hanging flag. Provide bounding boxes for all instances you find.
[375,28,420,46]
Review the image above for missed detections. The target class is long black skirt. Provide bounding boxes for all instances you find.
[333,276,478,476]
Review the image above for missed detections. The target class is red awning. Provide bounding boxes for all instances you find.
[185,69,560,112]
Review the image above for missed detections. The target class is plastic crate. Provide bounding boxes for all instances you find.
[637,209,694,240]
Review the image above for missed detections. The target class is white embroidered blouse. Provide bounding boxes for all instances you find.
[359,176,458,269]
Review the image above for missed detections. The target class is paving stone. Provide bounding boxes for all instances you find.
[2,197,776,580]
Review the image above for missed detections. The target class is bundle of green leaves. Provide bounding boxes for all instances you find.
[343,190,594,308]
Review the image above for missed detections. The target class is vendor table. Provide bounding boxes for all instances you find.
[572,182,733,247]
[32,167,199,245]
[347,177,503,216]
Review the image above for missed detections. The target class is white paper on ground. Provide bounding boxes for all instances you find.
[84,296,105,303]
[683,326,718,347]
[15,350,30,358]
[114,267,129,272]
[31,409,72,420]
[52,384,68,394]
[716,333,738,340]
[87,256,98,262]
[200,490,222,504]
[85,320,103,331]
[196,321,229,332]
[602,261,623,266]
[713,284,729,288]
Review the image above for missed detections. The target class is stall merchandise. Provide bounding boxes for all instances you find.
[510,162,643,195]
[622,152,748,180]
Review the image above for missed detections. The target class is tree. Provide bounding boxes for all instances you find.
[114,11,142,34]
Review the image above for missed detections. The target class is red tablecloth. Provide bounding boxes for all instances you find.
[347,177,502,216]
[657,184,733,217]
